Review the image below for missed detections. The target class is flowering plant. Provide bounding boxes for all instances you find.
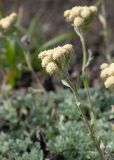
[37,4,112,159]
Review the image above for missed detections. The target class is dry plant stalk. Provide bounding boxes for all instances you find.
[98,0,111,62]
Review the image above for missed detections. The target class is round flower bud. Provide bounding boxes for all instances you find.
[63,44,73,54]
[0,12,17,30]
[46,50,54,57]
[74,17,84,27]
[41,56,52,67]
[38,51,47,60]
[52,47,65,60]
[109,66,114,76]
[64,10,71,17]
[70,10,79,18]
[68,15,74,23]
[81,9,91,19]
[71,6,82,15]
[104,76,114,88]
[8,13,17,23]
[0,21,10,29]
[108,63,114,76]
[109,63,114,68]
[100,68,109,79]
[100,63,109,70]
[46,62,59,75]
[10,13,17,19]
[90,6,97,13]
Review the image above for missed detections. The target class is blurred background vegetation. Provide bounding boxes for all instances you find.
[0,0,114,89]
[0,1,114,159]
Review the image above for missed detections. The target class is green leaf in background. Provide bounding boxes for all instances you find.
[27,14,38,38]
[6,69,21,87]
[15,39,26,64]
[5,38,16,68]
[39,31,75,51]
[76,75,82,91]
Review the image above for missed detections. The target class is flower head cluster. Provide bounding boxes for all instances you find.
[38,44,73,75]
[100,63,114,88]
[64,6,97,28]
[0,13,17,31]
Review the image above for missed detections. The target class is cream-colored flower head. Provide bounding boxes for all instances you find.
[38,44,73,75]
[100,67,109,79]
[74,17,84,28]
[100,62,114,89]
[41,56,52,68]
[64,6,97,28]
[52,46,66,60]
[90,6,97,13]
[109,63,114,68]
[81,8,91,19]
[38,51,47,60]
[100,63,109,70]
[5,13,16,18]
[64,10,71,18]
[46,62,59,75]
[104,76,114,88]
[100,62,109,79]
[0,12,17,31]
[108,63,114,76]
[63,44,73,54]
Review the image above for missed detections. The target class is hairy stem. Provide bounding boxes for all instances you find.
[77,30,96,123]
[79,30,87,74]
[83,79,96,124]
[65,77,105,160]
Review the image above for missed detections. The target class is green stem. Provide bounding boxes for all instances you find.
[23,53,45,92]
[79,30,87,74]
[16,28,45,92]
[24,51,34,72]
[78,30,96,122]
[74,27,87,74]
[75,29,103,158]
[65,77,105,160]
[83,80,96,124]
[101,0,111,62]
